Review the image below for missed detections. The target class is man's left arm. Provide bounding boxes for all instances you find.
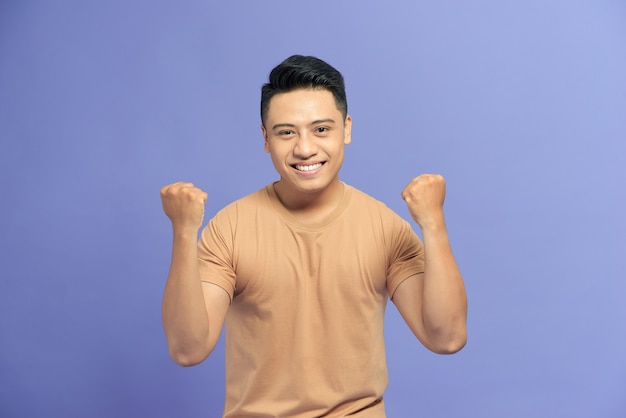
[392,174,468,354]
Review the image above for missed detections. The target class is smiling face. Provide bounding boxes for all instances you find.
[262,88,352,208]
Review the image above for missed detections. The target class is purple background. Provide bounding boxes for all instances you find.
[1,1,625,417]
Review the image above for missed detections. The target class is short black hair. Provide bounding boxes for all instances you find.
[261,55,347,125]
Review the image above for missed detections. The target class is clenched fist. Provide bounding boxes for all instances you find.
[160,182,208,231]
[401,174,446,229]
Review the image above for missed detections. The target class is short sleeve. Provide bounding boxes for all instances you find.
[386,219,425,298]
[197,211,237,302]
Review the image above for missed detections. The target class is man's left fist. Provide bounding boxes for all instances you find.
[401,174,446,228]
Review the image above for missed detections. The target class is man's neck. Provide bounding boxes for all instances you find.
[273,180,344,222]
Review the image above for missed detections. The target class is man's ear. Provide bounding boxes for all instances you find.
[343,115,353,145]
[261,124,270,153]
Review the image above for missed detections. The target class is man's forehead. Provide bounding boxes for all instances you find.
[266,89,341,120]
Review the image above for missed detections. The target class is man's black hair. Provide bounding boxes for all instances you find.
[261,55,347,125]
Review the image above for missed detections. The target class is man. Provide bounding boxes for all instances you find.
[160,55,467,417]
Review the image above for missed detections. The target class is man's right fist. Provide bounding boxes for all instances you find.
[160,182,208,230]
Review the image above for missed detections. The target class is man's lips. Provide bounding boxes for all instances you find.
[291,162,324,172]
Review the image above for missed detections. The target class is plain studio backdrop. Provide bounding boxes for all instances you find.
[1,1,625,417]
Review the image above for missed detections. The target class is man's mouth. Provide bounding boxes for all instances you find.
[293,163,324,172]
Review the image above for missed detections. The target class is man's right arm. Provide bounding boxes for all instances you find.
[160,182,230,367]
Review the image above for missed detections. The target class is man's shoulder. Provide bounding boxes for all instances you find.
[345,183,396,213]
[213,185,271,217]
[344,183,414,229]
[233,185,270,205]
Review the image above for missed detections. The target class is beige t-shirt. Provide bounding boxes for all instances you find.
[198,183,424,417]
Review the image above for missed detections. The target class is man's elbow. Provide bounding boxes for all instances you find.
[168,344,212,367]
[427,328,467,355]
[432,334,467,354]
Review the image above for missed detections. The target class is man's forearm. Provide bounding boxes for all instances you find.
[162,228,211,366]
[421,219,468,353]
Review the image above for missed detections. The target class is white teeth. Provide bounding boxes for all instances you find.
[295,163,322,172]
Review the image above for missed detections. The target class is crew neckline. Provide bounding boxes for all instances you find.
[265,182,352,230]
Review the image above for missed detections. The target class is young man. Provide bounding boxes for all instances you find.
[160,55,467,417]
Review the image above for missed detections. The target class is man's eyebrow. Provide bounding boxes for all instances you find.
[271,119,337,131]
[271,123,296,130]
[310,119,336,126]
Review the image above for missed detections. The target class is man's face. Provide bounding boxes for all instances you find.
[262,88,352,198]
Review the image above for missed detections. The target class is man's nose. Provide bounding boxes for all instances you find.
[294,133,317,158]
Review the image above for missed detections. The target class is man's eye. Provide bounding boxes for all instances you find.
[278,130,294,136]
[315,127,329,133]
